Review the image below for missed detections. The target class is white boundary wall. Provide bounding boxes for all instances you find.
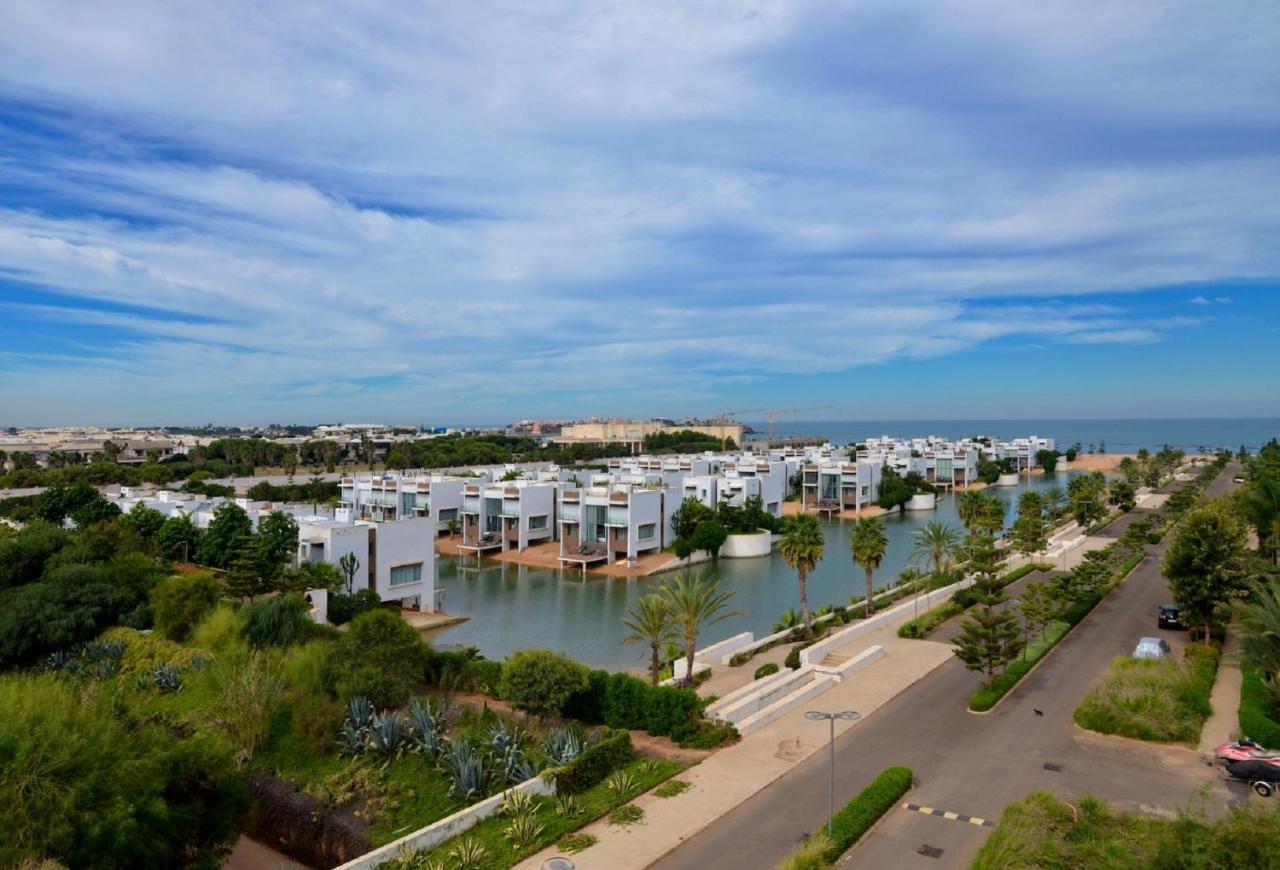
[335,775,555,869]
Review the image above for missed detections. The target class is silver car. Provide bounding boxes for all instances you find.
[1133,636,1172,660]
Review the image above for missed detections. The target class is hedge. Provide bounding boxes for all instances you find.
[563,670,703,743]
[1239,667,1280,747]
[754,662,779,680]
[822,766,913,860]
[898,564,1050,640]
[546,729,634,794]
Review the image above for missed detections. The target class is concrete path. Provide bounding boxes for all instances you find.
[1199,631,1243,753]
[514,624,955,870]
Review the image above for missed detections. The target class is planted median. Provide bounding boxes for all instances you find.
[776,766,913,868]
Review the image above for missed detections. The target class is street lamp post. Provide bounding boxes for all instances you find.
[805,709,860,836]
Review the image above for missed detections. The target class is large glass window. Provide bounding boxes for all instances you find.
[437,508,458,522]
[638,523,656,540]
[390,562,423,586]
[529,514,548,530]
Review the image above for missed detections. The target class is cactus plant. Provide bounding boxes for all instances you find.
[497,745,537,784]
[488,723,520,755]
[336,720,366,755]
[440,738,490,800]
[407,697,439,738]
[545,727,582,765]
[368,711,404,757]
[150,662,183,693]
[345,695,374,731]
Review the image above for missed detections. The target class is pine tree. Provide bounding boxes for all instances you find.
[954,603,1024,685]
[226,548,262,602]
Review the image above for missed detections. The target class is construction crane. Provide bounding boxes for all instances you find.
[764,406,833,443]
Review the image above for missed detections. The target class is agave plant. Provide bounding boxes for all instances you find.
[497,746,538,784]
[134,672,151,691]
[411,725,444,759]
[555,792,583,817]
[407,697,439,738]
[150,662,183,693]
[345,695,375,732]
[545,727,582,765]
[42,650,74,672]
[440,738,490,800]
[336,720,367,755]
[368,711,404,757]
[605,769,636,800]
[503,812,545,848]
[447,836,489,870]
[488,723,521,755]
[91,658,119,679]
[499,788,537,817]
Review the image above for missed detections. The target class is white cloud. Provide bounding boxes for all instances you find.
[0,1,1274,422]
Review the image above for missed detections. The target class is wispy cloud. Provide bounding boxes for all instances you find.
[0,1,1275,422]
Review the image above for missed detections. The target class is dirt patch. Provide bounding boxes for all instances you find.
[629,730,714,763]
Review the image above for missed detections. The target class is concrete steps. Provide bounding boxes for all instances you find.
[820,650,854,668]
[733,673,836,736]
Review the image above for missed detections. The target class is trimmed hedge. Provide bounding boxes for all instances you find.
[546,729,634,794]
[754,662,779,680]
[899,564,1050,640]
[563,670,703,743]
[1239,666,1280,747]
[822,766,913,860]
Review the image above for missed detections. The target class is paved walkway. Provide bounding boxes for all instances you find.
[514,621,955,870]
[1199,631,1244,753]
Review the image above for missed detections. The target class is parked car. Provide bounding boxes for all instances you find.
[1158,604,1184,630]
[1133,636,1172,660]
[1234,476,1246,484]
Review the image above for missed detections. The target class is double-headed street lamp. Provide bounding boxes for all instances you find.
[805,709,860,836]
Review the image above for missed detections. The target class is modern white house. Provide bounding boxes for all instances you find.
[558,484,672,568]
[297,512,439,609]
[339,472,464,534]
[458,480,556,554]
[800,460,884,514]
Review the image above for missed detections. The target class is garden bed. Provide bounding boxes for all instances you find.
[1073,644,1219,744]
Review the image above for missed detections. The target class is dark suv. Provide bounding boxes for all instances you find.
[1158,604,1183,630]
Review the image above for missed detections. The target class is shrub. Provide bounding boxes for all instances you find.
[293,693,346,754]
[822,766,913,860]
[755,662,780,680]
[1073,643,1219,744]
[327,588,381,626]
[241,594,314,648]
[1239,667,1280,747]
[152,571,222,642]
[101,625,204,673]
[564,668,610,722]
[0,673,244,868]
[213,650,288,765]
[678,719,737,749]
[546,730,634,794]
[777,832,834,870]
[500,649,590,720]
[283,638,335,699]
[324,608,428,708]
[785,646,801,670]
[191,604,247,655]
[603,671,651,729]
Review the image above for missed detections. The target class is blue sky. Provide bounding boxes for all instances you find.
[0,1,1277,426]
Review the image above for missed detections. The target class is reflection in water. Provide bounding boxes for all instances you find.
[427,472,1081,671]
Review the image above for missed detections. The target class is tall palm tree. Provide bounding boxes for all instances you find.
[621,593,677,686]
[911,520,960,578]
[850,516,889,617]
[777,513,825,635]
[1043,485,1065,522]
[661,571,740,686]
[1235,579,1280,685]
[958,490,987,531]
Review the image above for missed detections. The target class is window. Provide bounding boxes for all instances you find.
[390,562,423,586]
[437,508,458,522]
[638,523,656,540]
[529,514,548,530]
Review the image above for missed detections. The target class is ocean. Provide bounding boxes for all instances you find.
[747,418,1280,454]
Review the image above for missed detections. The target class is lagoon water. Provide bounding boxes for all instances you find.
[428,470,1084,671]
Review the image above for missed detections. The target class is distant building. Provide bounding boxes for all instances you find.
[554,419,745,453]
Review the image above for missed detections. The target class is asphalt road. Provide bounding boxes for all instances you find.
[653,463,1242,870]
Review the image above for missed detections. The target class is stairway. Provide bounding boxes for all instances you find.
[820,649,855,669]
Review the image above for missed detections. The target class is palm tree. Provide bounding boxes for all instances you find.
[911,520,960,578]
[777,513,825,635]
[621,593,676,686]
[1043,485,1065,522]
[850,517,888,617]
[1236,579,1280,687]
[958,490,987,531]
[661,571,740,687]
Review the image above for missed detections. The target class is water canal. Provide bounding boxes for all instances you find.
[426,470,1085,671]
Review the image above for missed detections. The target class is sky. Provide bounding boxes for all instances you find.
[0,1,1278,426]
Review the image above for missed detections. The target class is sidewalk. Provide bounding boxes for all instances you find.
[515,624,955,870]
[1199,631,1243,753]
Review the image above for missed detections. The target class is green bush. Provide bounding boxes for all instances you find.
[1073,644,1219,743]
[324,608,428,708]
[677,718,738,749]
[1239,667,1280,747]
[898,601,963,639]
[564,669,610,722]
[191,604,247,655]
[152,571,222,642]
[785,646,802,670]
[546,730,635,794]
[823,766,913,860]
[0,673,244,868]
[327,588,381,625]
[755,662,780,680]
[500,649,590,719]
[242,594,314,648]
[292,694,346,754]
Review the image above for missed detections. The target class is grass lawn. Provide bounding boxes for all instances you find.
[407,756,686,869]
[1073,644,1218,745]
[972,790,1280,870]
